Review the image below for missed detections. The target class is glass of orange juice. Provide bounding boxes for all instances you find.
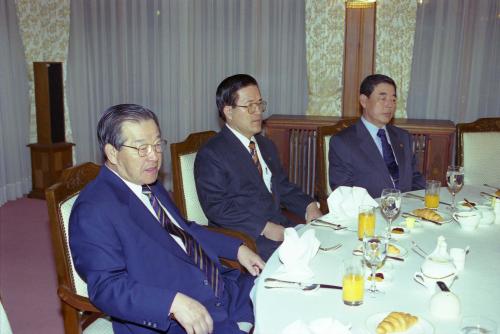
[342,258,364,306]
[358,205,376,240]
[425,180,441,209]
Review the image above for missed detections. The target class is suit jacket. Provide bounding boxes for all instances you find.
[329,120,425,199]
[69,166,254,334]
[194,126,314,260]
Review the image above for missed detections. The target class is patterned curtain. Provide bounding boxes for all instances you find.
[14,0,71,143]
[305,0,417,117]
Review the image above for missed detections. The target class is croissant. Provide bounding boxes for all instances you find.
[412,208,443,222]
[376,312,418,334]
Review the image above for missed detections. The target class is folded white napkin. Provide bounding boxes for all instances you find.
[282,318,352,334]
[271,228,320,281]
[327,186,378,220]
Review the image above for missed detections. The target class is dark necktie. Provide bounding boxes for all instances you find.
[142,186,224,297]
[376,129,399,187]
[249,141,263,176]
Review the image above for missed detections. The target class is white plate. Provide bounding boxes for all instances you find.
[366,312,434,334]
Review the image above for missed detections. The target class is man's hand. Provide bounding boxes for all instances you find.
[305,202,322,223]
[169,293,213,334]
[261,221,285,241]
[237,244,265,276]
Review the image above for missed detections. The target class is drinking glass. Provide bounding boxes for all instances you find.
[460,316,497,333]
[380,188,402,237]
[358,205,376,240]
[342,258,365,306]
[363,235,388,295]
[425,180,441,209]
[446,166,464,211]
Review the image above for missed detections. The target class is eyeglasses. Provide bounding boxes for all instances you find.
[233,101,267,114]
[121,139,167,157]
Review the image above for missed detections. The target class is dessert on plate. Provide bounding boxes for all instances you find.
[412,208,443,222]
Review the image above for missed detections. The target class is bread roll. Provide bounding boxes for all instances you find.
[376,311,418,333]
[412,208,443,222]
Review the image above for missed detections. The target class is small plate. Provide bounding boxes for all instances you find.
[364,271,393,285]
[366,312,434,334]
[390,226,408,238]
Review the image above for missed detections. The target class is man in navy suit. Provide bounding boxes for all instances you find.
[69,104,265,334]
[329,74,425,198]
[194,74,322,260]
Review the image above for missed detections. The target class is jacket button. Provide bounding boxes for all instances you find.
[215,302,222,307]
[203,279,209,285]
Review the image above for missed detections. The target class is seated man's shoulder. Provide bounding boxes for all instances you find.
[388,124,411,137]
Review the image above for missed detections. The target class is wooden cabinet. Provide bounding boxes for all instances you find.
[27,142,74,199]
[263,115,455,199]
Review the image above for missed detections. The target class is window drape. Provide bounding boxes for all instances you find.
[0,0,31,206]
[67,0,308,186]
[407,0,500,123]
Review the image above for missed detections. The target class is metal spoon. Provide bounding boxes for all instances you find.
[319,243,343,251]
[464,198,478,210]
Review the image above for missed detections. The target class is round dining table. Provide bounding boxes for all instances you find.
[251,185,500,334]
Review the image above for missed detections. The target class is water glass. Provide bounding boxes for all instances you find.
[460,316,497,333]
[363,235,388,295]
[380,188,402,237]
[446,165,464,211]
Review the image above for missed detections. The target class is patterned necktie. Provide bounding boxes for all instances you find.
[376,129,400,187]
[249,141,263,176]
[142,186,224,297]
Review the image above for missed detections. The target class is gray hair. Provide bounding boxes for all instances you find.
[97,104,160,159]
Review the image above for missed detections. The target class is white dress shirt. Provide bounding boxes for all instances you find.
[226,125,273,193]
[106,165,187,252]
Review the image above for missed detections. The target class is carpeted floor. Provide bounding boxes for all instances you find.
[0,197,64,334]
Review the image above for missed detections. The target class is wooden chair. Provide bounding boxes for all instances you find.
[316,118,358,212]
[45,162,113,334]
[0,296,13,334]
[171,131,258,269]
[456,118,500,185]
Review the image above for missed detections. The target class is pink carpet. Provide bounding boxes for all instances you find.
[0,197,64,334]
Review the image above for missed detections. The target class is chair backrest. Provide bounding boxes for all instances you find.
[456,118,500,185]
[171,131,216,224]
[46,162,112,334]
[316,118,358,212]
[0,297,13,334]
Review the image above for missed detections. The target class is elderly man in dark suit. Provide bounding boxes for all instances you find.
[69,104,265,334]
[329,74,425,198]
[194,74,322,260]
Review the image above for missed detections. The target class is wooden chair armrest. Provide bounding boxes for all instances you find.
[58,285,101,314]
[205,226,257,254]
[205,226,259,272]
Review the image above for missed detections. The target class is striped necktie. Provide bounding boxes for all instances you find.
[377,129,400,187]
[249,141,263,176]
[142,186,224,297]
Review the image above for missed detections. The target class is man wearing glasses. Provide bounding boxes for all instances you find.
[69,104,264,334]
[195,74,322,260]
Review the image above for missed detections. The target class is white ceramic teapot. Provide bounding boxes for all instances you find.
[414,236,458,291]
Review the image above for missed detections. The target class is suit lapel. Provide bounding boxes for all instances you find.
[101,168,193,262]
[221,126,267,186]
[387,125,406,172]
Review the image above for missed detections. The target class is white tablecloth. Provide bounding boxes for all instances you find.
[251,185,500,334]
